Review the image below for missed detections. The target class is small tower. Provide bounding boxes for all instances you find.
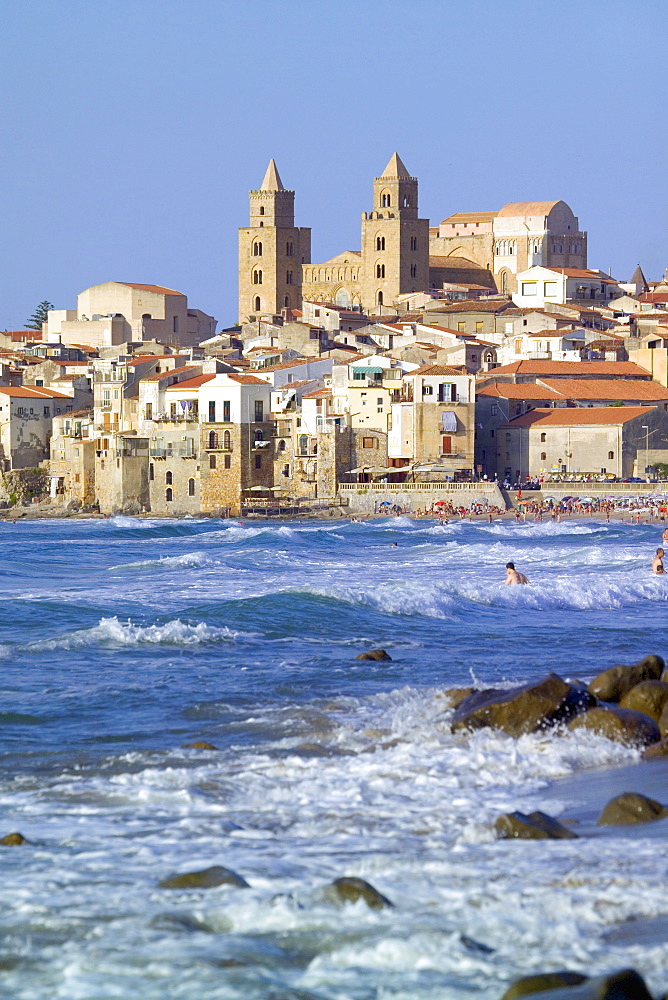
[238,160,311,323]
[360,153,429,314]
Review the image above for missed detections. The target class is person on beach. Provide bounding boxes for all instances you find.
[652,548,665,574]
[504,561,529,585]
[662,527,668,545]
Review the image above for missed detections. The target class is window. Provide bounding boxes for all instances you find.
[544,281,558,297]
[224,454,231,469]
[608,451,614,460]
[259,206,264,215]
[410,236,417,251]
[173,316,179,333]
[188,478,195,496]
[286,270,293,284]
[149,463,154,481]
[515,339,523,354]
[491,404,498,416]
[253,270,262,284]
[254,296,261,311]
[74,473,80,483]
[423,385,433,395]
[286,241,294,256]
[165,488,173,502]
[208,400,216,422]
[475,321,483,333]
[521,282,537,296]
[255,454,262,469]
[362,436,376,448]
[223,429,231,450]
[377,291,383,306]
[166,471,173,485]
[208,430,218,449]
[209,454,216,469]
[442,436,452,454]
[377,397,383,406]
[541,452,547,461]
[36,379,43,386]
[410,264,417,278]
[471,353,478,362]
[501,271,508,294]
[145,402,153,420]
[279,439,286,451]
[223,400,230,422]
[254,399,264,422]
[376,236,385,251]
[381,192,391,207]
[540,432,546,442]
[299,434,308,455]
[43,406,50,417]
[376,264,385,278]
[282,463,290,477]
[254,429,263,443]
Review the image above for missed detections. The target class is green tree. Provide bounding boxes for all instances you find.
[25,300,54,331]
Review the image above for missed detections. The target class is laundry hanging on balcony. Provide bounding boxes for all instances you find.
[441,411,457,433]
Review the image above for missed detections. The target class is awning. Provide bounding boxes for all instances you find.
[441,411,457,432]
[352,365,384,374]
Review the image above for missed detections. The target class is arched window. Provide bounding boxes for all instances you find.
[299,434,308,455]
[501,271,508,294]
[376,263,385,278]
[381,191,391,208]
[259,206,265,216]
[286,270,293,284]
[540,432,546,442]
[410,236,417,251]
[284,295,290,307]
[377,291,383,306]
[188,478,195,496]
[410,264,417,277]
[165,488,173,502]
[223,429,231,450]
[208,430,218,449]
[376,236,385,251]
[608,451,614,460]
[541,452,547,461]
[165,470,173,485]
[254,296,261,311]
[279,439,286,451]
[253,241,262,256]
[485,352,494,363]
[254,429,263,442]
[286,241,293,256]
[253,269,262,285]
[403,195,410,207]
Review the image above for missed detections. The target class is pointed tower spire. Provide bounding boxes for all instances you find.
[630,263,649,294]
[380,152,411,178]
[260,158,285,191]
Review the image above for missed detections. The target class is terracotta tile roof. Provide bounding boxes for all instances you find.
[0,386,71,398]
[538,378,668,401]
[526,329,584,337]
[118,282,185,295]
[274,379,318,389]
[140,366,199,382]
[428,299,515,314]
[482,360,650,378]
[477,382,562,399]
[422,324,466,336]
[126,355,187,366]
[440,211,497,225]
[501,406,656,428]
[164,374,216,390]
[302,388,332,398]
[429,255,487,270]
[541,267,619,284]
[255,358,322,371]
[226,374,272,385]
[406,364,468,377]
[48,359,90,365]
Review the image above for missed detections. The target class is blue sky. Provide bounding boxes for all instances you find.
[1,0,666,329]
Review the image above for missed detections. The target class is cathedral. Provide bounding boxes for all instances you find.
[238,154,588,322]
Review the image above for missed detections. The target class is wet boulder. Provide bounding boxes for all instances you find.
[619,680,668,722]
[642,737,668,759]
[0,832,26,846]
[568,706,660,748]
[588,655,665,702]
[495,810,578,840]
[356,649,392,661]
[597,792,667,826]
[180,741,219,750]
[502,968,654,1000]
[438,686,475,709]
[452,674,594,738]
[322,876,393,909]
[159,865,249,890]
[501,971,588,1000]
[659,702,668,739]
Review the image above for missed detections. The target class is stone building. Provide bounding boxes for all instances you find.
[0,386,73,470]
[47,410,96,506]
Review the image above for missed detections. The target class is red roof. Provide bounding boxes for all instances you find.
[118,283,184,296]
[502,406,656,428]
[140,366,199,382]
[164,374,216,390]
[407,364,468,377]
[226,374,271,385]
[477,382,562,400]
[482,360,650,378]
[0,386,71,398]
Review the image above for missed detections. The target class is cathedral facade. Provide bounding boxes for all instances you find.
[238,155,587,322]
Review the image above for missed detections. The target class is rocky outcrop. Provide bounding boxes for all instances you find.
[356,649,392,661]
[642,737,668,758]
[452,674,595,737]
[180,741,218,750]
[495,811,578,840]
[619,681,668,722]
[588,655,664,702]
[159,865,249,890]
[500,968,654,1000]
[597,792,667,826]
[439,686,475,709]
[322,876,393,909]
[0,832,26,846]
[568,706,660,748]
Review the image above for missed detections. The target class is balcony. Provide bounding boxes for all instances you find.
[151,412,199,423]
[150,446,196,459]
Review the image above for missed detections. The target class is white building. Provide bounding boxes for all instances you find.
[512,266,623,309]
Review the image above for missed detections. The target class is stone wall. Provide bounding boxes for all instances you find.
[339,482,505,514]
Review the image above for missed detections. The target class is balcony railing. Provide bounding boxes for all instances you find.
[151,413,199,423]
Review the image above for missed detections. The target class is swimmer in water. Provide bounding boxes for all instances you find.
[504,561,530,585]
[652,548,666,575]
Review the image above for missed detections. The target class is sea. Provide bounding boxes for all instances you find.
[1,514,668,1000]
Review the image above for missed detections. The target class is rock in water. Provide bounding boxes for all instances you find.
[356,649,392,661]
[323,876,393,909]
[0,832,26,846]
[597,792,667,825]
[643,736,668,758]
[588,655,665,702]
[619,680,668,722]
[502,968,654,1000]
[452,674,594,737]
[495,810,578,840]
[438,686,475,709]
[568,706,660,748]
[159,865,249,890]
[180,741,219,750]
[501,972,588,1000]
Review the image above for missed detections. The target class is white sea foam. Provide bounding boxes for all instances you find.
[25,616,248,650]
[109,551,215,571]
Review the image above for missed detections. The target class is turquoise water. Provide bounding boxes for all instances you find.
[1,515,667,999]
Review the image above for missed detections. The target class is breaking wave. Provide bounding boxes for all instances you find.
[25,616,249,650]
[109,551,215,571]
